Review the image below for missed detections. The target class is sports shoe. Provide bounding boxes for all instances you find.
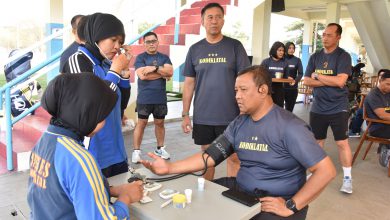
[340,176,353,194]
[132,150,141,164]
[154,146,170,160]
[378,144,390,168]
[348,131,360,138]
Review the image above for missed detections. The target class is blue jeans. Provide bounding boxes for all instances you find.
[349,108,364,133]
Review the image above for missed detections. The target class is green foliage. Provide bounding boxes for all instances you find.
[284,21,325,52]
[224,22,249,46]
[138,22,156,34]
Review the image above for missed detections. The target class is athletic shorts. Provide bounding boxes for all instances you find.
[192,124,228,145]
[310,111,349,141]
[136,104,167,119]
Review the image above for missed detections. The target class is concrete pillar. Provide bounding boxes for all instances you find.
[326,2,341,24]
[302,20,313,72]
[46,0,63,83]
[251,0,271,65]
[347,1,390,72]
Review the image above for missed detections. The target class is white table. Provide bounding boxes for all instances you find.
[108,169,261,220]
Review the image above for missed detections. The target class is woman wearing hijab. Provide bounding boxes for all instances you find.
[27,73,143,219]
[63,13,131,177]
[284,42,303,112]
[261,41,290,107]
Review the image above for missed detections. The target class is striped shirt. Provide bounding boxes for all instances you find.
[27,125,130,219]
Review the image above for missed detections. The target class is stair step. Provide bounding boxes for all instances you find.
[0,154,16,175]
[0,107,49,172]
[166,16,201,25]
[180,5,227,16]
[154,24,201,35]
[191,0,234,8]
[180,7,202,16]
[138,34,186,45]
[0,126,41,158]
[131,45,171,57]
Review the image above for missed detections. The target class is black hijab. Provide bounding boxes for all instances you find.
[41,73,117,138]
[285,42,295,59]
[83,13,125,61]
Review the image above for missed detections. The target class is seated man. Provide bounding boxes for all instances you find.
[349,69,388,138]
[141,65,336,220]
[364,69,390,167]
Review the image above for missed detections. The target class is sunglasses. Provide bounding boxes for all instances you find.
[145,40,158,45]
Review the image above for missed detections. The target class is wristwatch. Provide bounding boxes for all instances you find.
[182,112,190,118]
[313,73,319,80]
[285,199,299,213]
[155,65,159,72]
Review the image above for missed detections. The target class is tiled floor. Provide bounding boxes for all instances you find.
[1,102,390,220]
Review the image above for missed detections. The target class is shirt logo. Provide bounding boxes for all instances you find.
[199,53,226,64]
[323,61,328,68]
[315,69,334,75]
[29,152,51,189]
[239,141,268,152]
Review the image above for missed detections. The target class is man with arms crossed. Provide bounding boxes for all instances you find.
[132,32,173,163]
[304,23,353,193]
[181,2,250,180]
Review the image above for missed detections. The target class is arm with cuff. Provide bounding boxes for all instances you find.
[142,135,234,175]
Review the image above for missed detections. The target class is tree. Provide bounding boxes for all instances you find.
[284,21,325,53]
[138,22,156,34]
[224,21,249,47]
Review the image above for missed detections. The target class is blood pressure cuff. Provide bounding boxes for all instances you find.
[205,135,234,166]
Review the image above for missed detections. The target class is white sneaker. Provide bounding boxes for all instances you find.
[132,150,141,163]
[154,146,170,160]
[340,176,353,194]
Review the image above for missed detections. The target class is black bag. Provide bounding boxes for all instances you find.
[10,83,34,117]
[4,49,33,83]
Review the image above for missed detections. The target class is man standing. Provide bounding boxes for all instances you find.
[59,15,84,73]
[132,32,173,163]
[304,23,353,193]
[181,2,250,180]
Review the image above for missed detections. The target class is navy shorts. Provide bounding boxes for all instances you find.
[192,124,228,145]
[136,104,168,119]
[310,111,349,141]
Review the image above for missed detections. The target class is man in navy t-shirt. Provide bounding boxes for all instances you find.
[364,70,390,167]
[59,15,84,73]
[142,65,336,220]
[132,32,173,163]
[181,3,250,180]
[304,23,353,194]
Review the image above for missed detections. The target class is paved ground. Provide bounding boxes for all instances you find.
[1,103,390,220]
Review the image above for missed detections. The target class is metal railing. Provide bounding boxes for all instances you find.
[0,25,166,172]
[0,0,207,171]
